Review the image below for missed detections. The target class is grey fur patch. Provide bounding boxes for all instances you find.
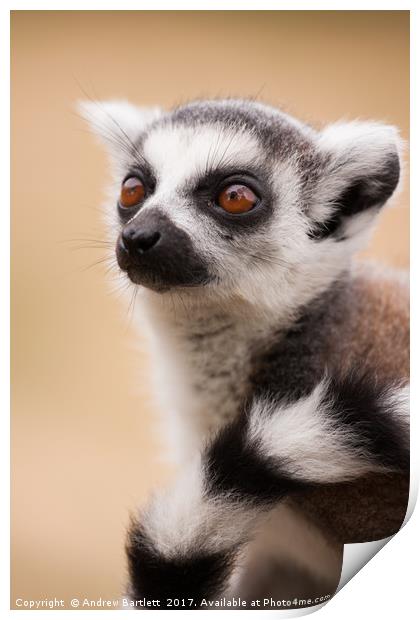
[139,98,321,181]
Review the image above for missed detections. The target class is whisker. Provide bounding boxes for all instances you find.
[68,245,114,253]
[213,130,238,171]
[249,253,288,269]
[125,284,140,330]
[79,255,116,273]
[75,83,150,169]
[176,291,191,321]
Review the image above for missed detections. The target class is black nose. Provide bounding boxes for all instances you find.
[121,225,161,254]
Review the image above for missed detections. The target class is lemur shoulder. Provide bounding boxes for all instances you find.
[81,98,409,606]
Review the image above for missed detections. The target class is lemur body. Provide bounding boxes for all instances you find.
[82,99,409,606]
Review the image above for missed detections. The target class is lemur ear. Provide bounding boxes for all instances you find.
[309,121,402,240]
[78,99,162,163]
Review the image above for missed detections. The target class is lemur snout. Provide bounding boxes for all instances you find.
[116,211,172,273]
[121,225,161,255]
[116,209,211,291]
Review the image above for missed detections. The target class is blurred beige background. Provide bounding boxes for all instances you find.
[11,10,409,609]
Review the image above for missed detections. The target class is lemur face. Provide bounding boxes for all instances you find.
[82,99,401,303]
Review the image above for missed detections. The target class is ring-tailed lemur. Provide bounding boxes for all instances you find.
[81,98,409,608]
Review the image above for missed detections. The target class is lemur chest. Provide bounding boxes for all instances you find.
[150,317,257,443]
[179,326,253,433]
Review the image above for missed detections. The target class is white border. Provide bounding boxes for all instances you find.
[4,3,417,618]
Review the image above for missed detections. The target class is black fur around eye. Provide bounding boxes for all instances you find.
[191,170,272,233]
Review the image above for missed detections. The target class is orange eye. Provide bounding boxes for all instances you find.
[120,177,145,208]
[217,184,258,214]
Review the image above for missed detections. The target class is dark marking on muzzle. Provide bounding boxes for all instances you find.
[116,208,212,292]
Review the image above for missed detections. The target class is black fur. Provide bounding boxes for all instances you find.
[116,208,212,292]
[204,409,306,504]
[249,280,347,401]
[309,153,400,239]
[126,523,235,607]
[324,372,409,471]
[205,369,408,509]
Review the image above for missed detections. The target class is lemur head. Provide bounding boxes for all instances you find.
[81,98,401,314]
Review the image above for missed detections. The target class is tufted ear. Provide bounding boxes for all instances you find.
[309,121,402,240]
[78,99,163,164]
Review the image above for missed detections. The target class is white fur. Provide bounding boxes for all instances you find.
[139,454,259,557]
[381,385,410,428]
[78,99,162,148]
[312,120,402,226]
[78,99,162,175]
[142,124,262,193]
[248,381,403,483]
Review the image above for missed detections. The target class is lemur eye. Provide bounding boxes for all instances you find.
[120,177,145,208]
[217,184,258,214]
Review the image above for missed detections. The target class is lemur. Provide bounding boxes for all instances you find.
[81,98,409,608]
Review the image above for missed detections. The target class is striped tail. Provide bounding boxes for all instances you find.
[126,373,409,608]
